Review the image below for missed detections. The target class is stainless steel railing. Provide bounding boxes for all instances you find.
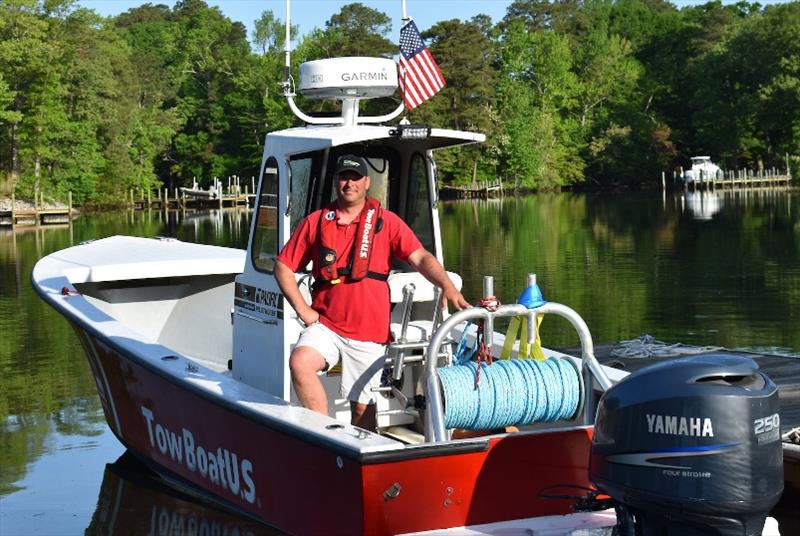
[422,276,612,443]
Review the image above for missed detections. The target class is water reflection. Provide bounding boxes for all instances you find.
[682,191,723,220]
[0,207,252,501]
[680,188,794,222]
[87,452,279,535]
[2,194,799,533]
[441,191,800,350]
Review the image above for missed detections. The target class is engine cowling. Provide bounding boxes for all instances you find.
[590,354,783,536]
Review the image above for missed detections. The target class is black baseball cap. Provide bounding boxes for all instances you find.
[334,155,369,177]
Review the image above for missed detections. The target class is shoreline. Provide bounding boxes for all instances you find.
[0,196,71,212]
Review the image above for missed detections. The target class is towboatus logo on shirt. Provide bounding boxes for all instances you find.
[359,208,377,258]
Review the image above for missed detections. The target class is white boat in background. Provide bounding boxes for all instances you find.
[180,178,220,199]
[683,156,723,182]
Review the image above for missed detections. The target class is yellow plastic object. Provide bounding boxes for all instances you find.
[501,315,545,360]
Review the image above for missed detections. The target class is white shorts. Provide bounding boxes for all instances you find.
[295,323,387,405]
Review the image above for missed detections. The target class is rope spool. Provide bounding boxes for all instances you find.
[439,357,582,430]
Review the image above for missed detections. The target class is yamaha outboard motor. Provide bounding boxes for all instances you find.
[590,354,783,535]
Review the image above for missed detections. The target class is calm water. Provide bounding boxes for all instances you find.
[1,190,798,534]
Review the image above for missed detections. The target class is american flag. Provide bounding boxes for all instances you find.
[398,19,445,109]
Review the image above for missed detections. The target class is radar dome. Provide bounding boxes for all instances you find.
[298,57,398,100]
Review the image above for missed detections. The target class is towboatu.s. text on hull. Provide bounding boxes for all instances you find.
[34,27,784,536]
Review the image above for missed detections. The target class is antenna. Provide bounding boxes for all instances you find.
[282,0,296,103]
[284,0,291,84]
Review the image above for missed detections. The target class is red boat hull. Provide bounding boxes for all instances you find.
[76,326,596,535]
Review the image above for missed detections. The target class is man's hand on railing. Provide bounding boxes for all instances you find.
[442,286,470,311]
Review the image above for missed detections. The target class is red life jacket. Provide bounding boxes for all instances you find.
[316,197,387,290]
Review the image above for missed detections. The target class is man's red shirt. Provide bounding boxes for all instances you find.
[277,206,423,343]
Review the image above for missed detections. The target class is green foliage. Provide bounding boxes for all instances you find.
[253,10,295,56]
[409,17,500,184]
[497,23,584,188]
[0,75,21,124]
[324,2,394,57]
[730,3,800,163]
[0,0,798,200]
[298,3,395,62]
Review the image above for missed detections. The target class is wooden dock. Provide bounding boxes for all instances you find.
[0,192,76,227]
[1,176,258,228]
[440,179,504,199]
[129,176,256,211]
[128,188,255,211]
[664,166,793,191]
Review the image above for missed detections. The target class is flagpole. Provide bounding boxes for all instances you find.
[399,0,408,113]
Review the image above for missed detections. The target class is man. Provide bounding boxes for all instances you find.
[275,154,469,431]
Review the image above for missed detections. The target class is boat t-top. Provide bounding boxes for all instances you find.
[33,17,784,535]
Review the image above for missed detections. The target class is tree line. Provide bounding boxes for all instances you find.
[1,0,798,204]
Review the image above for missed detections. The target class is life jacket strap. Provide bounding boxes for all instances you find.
[317,197,383,286]
[311,270,389,293]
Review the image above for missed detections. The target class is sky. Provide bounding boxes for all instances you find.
[77,0,513,38]
[77,0,788,43]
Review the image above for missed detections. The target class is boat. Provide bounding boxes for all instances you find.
[34,19,785,535]
[180,178,220,200]
[683,156,724,183]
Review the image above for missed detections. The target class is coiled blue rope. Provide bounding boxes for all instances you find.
[439,357,581,430]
